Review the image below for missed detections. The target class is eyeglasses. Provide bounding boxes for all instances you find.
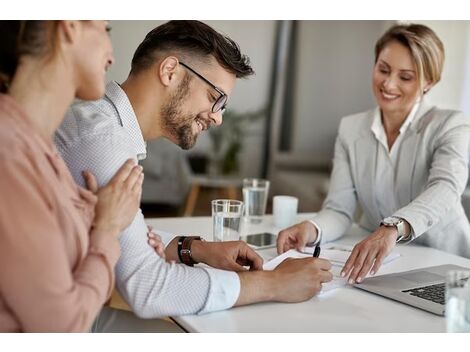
[179,61,228,113]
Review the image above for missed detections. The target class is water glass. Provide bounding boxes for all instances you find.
[446,270,470,332]
[211,199,244,242]
[273,195,298,228]
[242,178,270,224]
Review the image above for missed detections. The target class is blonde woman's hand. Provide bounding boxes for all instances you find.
[341,226,397,284]
[276,221,318,254]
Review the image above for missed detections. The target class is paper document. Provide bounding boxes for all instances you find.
[263,244,401,295]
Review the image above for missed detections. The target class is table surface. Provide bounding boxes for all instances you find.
[146,214,470,332]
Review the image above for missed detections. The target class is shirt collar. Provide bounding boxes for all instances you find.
[104,81,147,160]
[371,99,421,141]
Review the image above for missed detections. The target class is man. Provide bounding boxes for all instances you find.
[55,20,332,329]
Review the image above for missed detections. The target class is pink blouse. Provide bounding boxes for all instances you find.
[0,94,120,332]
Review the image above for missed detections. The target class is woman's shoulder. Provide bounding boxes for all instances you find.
[337,107,376,136]
[417,105,469,132]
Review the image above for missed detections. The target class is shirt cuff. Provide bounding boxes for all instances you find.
[307,220,322,246]
[197,268,240,315]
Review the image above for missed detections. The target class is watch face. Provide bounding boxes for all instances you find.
[383,216,402,226]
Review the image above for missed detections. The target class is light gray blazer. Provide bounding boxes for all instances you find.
[313,101,470,258]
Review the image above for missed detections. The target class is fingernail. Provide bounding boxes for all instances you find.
[148,233,155,238]
[341,271,345,277]
[348,279,354,284]
[148,239,155,246]
[357,277,362,283]
[370,270,375,276]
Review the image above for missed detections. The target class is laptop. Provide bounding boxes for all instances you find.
[354,264,470,316]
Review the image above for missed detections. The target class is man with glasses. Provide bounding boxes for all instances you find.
[55,20,332,331]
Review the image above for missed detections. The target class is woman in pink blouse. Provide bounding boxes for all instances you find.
[0,21,144,332]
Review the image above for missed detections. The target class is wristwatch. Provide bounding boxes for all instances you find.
[380,216,408,242]
[178,236,202,266]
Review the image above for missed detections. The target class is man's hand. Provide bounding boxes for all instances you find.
[235,257,333,306]
[271,257,333,302]
[341,226,397,284]
[192,241,264,272]
[277,221,318,254]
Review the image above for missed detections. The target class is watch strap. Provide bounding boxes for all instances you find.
[180,236,202,266]
[177,236,186,263]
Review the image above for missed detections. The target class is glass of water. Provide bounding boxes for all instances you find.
[446,270,470,332]
[242,178,270,224]
[211,199,244,242]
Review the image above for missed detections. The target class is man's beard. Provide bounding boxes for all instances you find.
[160,75,198,150]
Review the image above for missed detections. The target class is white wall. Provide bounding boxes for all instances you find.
[412,21,470,112]
[106,20,277,178]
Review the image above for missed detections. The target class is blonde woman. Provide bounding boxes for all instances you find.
[0,21,143,332]
[278,23,470,283]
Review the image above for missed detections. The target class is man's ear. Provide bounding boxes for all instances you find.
[158,56,179,87]
[58,20,80,44]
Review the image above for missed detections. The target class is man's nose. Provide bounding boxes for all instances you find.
[208,110,223,126]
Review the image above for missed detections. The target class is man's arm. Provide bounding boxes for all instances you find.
[58,130,241,317]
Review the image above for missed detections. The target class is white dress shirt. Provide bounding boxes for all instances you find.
[55,81,240,318]
[311,101,421,243]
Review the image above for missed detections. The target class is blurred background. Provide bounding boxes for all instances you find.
[106,20,470,217]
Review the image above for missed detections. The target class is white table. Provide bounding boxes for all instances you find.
[146,214,470,332]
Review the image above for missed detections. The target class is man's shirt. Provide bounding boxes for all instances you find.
[55,81,240,317]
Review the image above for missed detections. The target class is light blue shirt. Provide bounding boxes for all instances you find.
[55,81,240,317]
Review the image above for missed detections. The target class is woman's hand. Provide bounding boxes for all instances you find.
[147,227,166,260]
[84,159,143,237]
[276,221,318,254]
[341,226,398,284]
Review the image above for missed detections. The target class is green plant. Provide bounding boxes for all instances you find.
[208,108,266,175]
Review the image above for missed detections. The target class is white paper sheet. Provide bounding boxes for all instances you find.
[263,244,401,295]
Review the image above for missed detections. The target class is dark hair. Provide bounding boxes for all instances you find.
[0,21,59,93]
[130,20,254,78]
[375,23,445,89]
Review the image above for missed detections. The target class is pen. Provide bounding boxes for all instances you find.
[313,244,321,258]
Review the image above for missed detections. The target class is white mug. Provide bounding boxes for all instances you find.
[273,195,298,228]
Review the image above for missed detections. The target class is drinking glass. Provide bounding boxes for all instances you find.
[211,199,244,242]
[446,270,470,332]
[242,178,270,224]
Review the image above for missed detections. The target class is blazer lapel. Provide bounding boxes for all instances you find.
[354,112,382,220]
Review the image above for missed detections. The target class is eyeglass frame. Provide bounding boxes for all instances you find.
[179,61,228,113]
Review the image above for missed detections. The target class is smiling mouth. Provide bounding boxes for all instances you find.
[380,89,400,101]
[195,118,209,132]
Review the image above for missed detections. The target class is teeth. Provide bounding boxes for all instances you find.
[381,90,399,100]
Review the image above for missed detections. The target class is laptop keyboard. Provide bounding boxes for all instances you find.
[402,283,445,305]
